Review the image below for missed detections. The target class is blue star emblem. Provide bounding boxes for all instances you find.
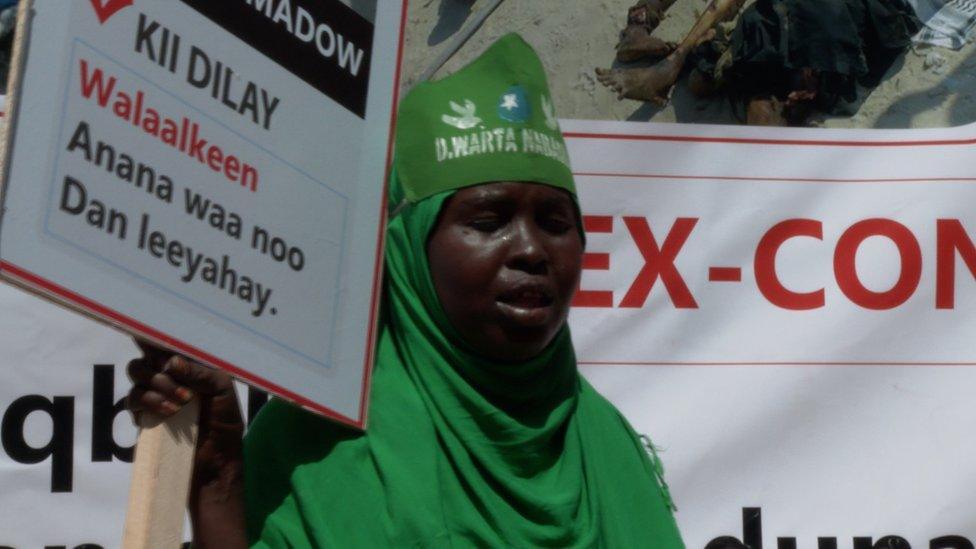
[497,85,531,123]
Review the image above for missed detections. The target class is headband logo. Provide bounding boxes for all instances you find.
[441,100,483,130]
[498,85,530,123]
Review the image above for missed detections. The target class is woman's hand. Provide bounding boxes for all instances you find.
[126,340,248,548]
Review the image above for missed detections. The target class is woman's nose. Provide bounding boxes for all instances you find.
[506,219,547,274]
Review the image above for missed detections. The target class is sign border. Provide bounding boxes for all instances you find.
[0,0,411,429]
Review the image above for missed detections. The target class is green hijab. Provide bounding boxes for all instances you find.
[244,34,684,548]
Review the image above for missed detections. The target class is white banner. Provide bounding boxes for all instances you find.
[2,114,975,547]
[565,119,976,547]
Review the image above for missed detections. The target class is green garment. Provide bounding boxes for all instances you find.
[244,173,684,547]
[244,32,684,548]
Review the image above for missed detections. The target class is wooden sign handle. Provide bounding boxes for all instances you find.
[122,399,200,548]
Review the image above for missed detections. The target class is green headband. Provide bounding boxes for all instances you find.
[395,33,576,203]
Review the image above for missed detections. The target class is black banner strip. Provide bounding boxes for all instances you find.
[180,0,374,118]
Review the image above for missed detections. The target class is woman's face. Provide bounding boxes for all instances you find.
[427,181,583,362]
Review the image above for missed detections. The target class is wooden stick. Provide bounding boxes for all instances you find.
[122,400,200,549]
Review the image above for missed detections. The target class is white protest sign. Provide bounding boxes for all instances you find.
[561,119,976,544]
[563,119,976,365]
[0,0,406,427]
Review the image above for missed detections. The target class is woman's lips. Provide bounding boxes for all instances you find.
[495,286,555,326]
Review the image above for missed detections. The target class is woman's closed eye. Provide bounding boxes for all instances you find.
[467,213,508,232]
[538,213,573,234]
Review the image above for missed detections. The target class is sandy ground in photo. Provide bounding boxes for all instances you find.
[401,0,976,129]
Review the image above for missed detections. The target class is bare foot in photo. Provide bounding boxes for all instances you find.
[616,26,675,62]
[597,44,691,105]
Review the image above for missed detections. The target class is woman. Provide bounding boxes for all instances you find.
[128,34,684,548]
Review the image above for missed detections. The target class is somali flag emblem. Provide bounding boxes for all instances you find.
[497,85,531,123]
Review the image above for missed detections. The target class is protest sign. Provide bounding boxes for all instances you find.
[563,119,976,365]
[0,0,407,428]
[562,119,976,544]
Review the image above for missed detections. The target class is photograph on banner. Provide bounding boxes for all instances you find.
[2,0,976,547]
[401,0,976,130]
[0,0,403,426]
